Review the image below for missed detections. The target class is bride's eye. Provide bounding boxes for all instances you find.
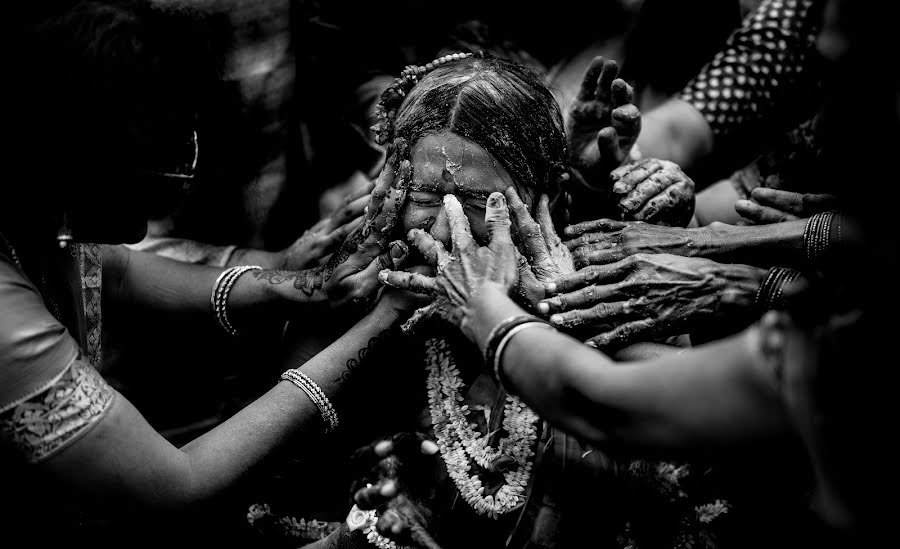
[409,191,442,207]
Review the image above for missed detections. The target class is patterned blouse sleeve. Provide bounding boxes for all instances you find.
[0,256,115,463]
[679,0,826,143]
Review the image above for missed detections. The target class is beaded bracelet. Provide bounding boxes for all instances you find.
[281,368,339,434]
[755,267,802,311]
[803,211,837,264]
[210,265,262,336]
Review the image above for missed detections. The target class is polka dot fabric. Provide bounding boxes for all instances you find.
[680,0,825,140]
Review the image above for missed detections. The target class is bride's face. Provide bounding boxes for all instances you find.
[401,131,530,249]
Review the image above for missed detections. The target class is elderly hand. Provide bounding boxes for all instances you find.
[540,254,765,347]
[611,159,695,227]
[505,189,575,313]
[735,187,839,225]
[564,218,706,268]
[349,432,442,548]
[567,56,641,190]
[378,191,518,338]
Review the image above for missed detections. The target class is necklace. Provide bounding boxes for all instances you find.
[424,336,539,519]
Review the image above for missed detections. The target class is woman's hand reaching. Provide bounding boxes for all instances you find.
[377,191,518,339]
[611,159,695,227]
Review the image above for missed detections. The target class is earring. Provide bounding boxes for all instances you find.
[57,213,73,249]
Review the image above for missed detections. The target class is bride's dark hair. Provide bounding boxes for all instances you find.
[373,52,568,199]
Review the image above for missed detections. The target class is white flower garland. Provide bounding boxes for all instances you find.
[424,337,539,519]
[346,504,413,549]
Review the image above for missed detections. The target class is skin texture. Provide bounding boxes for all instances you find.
[567,56,641,190]
[540,253,766,347]
[612,159,696,226]
[735,187,839,225]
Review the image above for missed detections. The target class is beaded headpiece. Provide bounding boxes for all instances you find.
[371,51,478,146]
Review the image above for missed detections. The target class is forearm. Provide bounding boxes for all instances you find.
[698,219,806,267]
[637,98,714,174]
[178,305,400,501]
[227,246,283,269]
[102,245,315,321]
[494,303,787,458]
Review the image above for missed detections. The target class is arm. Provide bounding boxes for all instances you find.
[37,300,404,511]
[471,287,787,459]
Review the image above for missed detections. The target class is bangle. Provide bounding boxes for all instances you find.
[211,265,262,336]
[281,368,339,433]
[482,314,553,390]
[803,211,837,265]
[493,322,556,393]
[755,267,802,311]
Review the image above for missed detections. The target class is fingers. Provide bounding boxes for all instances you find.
[328,194,370,231]
[631,181,695,226]
[586,318,657,348]
[576,56,606,101]
[505,187,551,266]
[379,269,440,295]
[546,262,631,293]
[540,281,630,313]
[443,194,476,251]
[347,179,377,202]
[536,194,563,250]
[369,159,412,238]
[610,78,633,107]
[571,243,624,268]
[326,216,365,246]
[595,58,619,103]
[547,299,638,329]
[376,507,407,536]
[611,103,641,154]
[611,158,663,195]
[564,218,627,238]
[749,187,839,216]
[485,191,514,255]
[596,126,622,168]
[620,170,674,213]
[407,228,449,267]
[350,433,439,473]
[734,199,798,224]
[354,480,398,510]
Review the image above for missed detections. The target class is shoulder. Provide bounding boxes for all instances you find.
[0,256,79,413]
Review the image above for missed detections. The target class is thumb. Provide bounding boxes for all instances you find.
[486,191,512,253]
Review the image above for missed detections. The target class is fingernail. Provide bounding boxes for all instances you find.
[613,182,627,193]
[391,241,408,258]
[538,302,550,314]
[380,481,397,497]
[421,440,439,455]
[488,193,505,208]
[563,227,574,236]
[374,440,393,456]
[378,270,389,282]
[586,340,598,348]
[550,315,563,324]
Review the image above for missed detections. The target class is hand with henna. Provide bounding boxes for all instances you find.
[611,159,695,227]
[251,138,412,309]
[539,253,766,348]
[505,189,575,313]
[377,192,518,340]
[566,56,641,195]
[564,218,708,268]
[349,433,444,549]
[735,187,838,225]
[277,180,375,270]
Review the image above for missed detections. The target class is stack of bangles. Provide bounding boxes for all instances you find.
[210,265,262,336]
[483,314,557,392]
[803,211,842,264]
[281,368,339,434]
[755,267,803,311]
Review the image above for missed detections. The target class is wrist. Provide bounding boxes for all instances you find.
[460,283,523,350]
[716,263,769,315]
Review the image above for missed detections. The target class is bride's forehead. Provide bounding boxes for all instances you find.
[409,132,514,193]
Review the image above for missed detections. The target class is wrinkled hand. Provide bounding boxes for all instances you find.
[735,187,838,225]
[378,192,518,336]
[541,253,761,347]
[564,218,702,268]
[279,181,375,270]
[350,432,442,548]
[612,159,695,227]
[505,189,575,312]
[567,56,641,189]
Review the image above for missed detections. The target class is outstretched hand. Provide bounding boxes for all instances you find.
[735,187,838,225]
[563,218,701,268]
[567,56,641,190]
[378,191,518,338]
